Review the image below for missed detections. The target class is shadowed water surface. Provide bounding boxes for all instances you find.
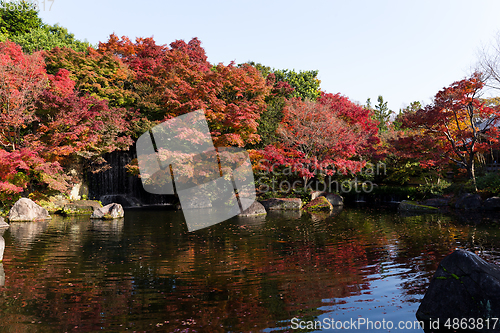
[0,207,499,332]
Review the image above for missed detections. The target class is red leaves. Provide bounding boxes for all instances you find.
[98,34,269,147]
[0,41,47,150]
[394,72,500,177]
[34,85,133,162]
[254,95,379,178]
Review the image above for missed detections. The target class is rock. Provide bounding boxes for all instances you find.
[49,194,70,206]
[422,197,450,208]
[8,198,51,222]
[483,196,500,211]
[320,193,344,206]
[311,191,324,201]
[90,203,124,219]
[99,195,142,208]
[238,201,267,217]
[398,200,438,212]
[259,198,302,210]
[63,200,102,215]
[416,249,500,331]
[303,196,333,212]
[455,193,482,210]
[0,217,8,228]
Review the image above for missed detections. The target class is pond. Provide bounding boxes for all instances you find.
[0,205,499,332]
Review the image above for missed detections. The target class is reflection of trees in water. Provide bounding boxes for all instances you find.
[0,209,491,332]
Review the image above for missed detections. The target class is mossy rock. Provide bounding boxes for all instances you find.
[398,200,438,212]
[61,200,103,215]
[303,196,333,212]
[259,198,302,210]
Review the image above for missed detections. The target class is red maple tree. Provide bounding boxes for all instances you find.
[397,72,500,184]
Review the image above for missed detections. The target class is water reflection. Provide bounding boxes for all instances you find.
[0,208,498,332]
[8,220,49,248]
[90,218,124,237]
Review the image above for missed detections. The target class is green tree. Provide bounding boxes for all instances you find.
[0,0,42,37]
[273,68,321,100]
[246,62,322,148]
[10,23,92,53]
[370,95,393,132]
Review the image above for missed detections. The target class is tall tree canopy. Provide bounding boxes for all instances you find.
[0,41,135,200]
[0,0,41,37]
[98,34,270,147]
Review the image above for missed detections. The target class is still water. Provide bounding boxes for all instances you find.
[0,206,499,332]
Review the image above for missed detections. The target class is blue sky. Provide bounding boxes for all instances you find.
[38,0,500,111]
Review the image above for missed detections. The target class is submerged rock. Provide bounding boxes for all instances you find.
[398,200,438,212]
[8,198,51,222]
[422,197,450,208]
[417,249,500,331]
[90,203,124,219]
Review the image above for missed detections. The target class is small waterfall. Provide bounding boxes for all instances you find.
[87,147,175,207]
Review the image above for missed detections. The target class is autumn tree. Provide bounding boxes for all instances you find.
[33,69,134,165]
[254,92,379,179]
[98,34,269,146]
[0,40,47,151]
[398,73,500,186]
[0,41,136,203]
[44,46,137,109]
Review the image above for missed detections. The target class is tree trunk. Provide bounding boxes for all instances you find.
[468,157,478,192]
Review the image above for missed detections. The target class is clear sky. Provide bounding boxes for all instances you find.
[38,0,500,111]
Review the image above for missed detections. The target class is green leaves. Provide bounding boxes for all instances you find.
[0,0,42,37]
[10,24,92,54]
[273,69,321,101]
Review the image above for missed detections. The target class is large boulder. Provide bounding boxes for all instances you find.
[0,217,8,229]
[483,197,500,211]
[422,197,450,208]
[320,193,343,206]
[259,198,302,210]
[310,191,323,201]
[417,249,500,331]
[90,203,124,219]
[238,200,267,217]
[303,196,333,212]
[8,198,51,222]
[310,192,344,206]
[455,193,482,210]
